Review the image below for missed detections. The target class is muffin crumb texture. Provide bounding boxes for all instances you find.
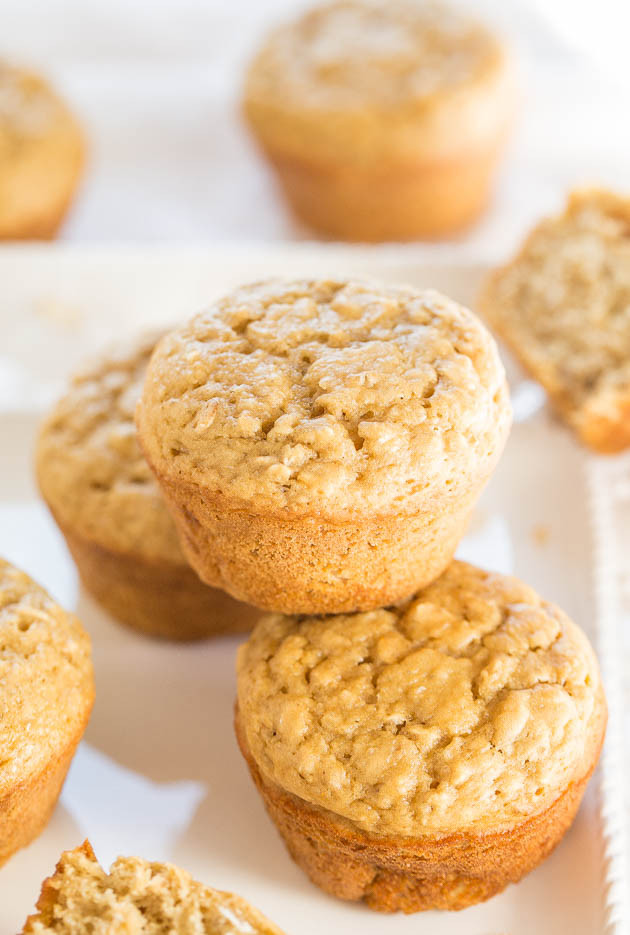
[23,842,284,934]
[237,562,600,835]
[0,559,93,793]
[138,280,509,515]
[480,188,630,452]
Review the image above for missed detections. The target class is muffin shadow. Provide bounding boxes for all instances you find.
[76,588,299,888]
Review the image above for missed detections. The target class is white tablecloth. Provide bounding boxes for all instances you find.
[3,0,630,259]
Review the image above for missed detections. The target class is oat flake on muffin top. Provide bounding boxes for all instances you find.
[137,279,510,516]
[237,561,602,836]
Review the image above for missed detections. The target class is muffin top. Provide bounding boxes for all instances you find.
[237,561,604,836]
[0,559,93,798]
[244,0,511,162]
[479,189,630,434]
[37,333,185,563]
[137,280,510,518]
[23,841,285,935]
[0,63,70,154]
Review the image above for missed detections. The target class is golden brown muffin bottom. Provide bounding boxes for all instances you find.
[235,697,606,912]
[0,717,92,868]
[258,143,504,242]
[155,476,484,615]
[58,522,260,641]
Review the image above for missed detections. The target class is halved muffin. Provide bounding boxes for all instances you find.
[479,188,630,453]
[22,841,285,934]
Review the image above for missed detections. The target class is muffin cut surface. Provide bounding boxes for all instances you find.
[22,841,285,934]
[479,188,630,453]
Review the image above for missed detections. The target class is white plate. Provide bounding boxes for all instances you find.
[0,247,625,934]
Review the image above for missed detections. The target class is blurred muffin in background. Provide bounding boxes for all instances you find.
[0,62,84,240]
[243,0,515,242]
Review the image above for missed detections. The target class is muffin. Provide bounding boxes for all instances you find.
[37,333,259,640]
[243,0,514,241]
[235,561,606,912]
[0,62,84,239]
[22,840,285,934]
[136,280,511,615]
[0,559,94,867]
[479,188,630,454]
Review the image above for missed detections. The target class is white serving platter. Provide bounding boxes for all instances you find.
[0,246,626,935]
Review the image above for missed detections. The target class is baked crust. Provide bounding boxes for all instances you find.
[37,333,257,639]
[0,560,94,866]
[22,840,286,933]
[0,728,89,869]
[0,62,84,240]
[243,0,514,239]
[479,188,630,454]
[60,520,260,640]
[236,561,604,831]
[156,474,484,614]
[261,143,506,242]
[137,280,510,613]
[236,705,604,911]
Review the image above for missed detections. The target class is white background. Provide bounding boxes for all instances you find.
[1,0,630,257]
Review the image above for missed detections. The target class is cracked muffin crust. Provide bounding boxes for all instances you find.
[243,0,514,240]
[37,333,259,640]
[137,280,511,613]
[0,62,84,239]
[479,188,630,454]
[22,841,286,934]
[0,559,94,867]
[235,561,606,911]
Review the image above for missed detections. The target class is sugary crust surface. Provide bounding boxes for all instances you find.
[236,702,604,911]
[236,561,603,836]
[37,332,186,563]
[244,0,513,165]
[23,841,285,934]
[0,559,94,800]
[479,188,630,454]
[137,280,510,518]
[0,62,84,239]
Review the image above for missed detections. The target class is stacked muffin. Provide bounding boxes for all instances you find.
[28,276,607,915]
[116,276,602,912]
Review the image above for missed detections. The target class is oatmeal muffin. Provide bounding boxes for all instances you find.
[479,188,630,454]
[37,333,259,640]
[0,559,94,868]
[243,0,514,241]
[235,561,606,912]
[136,280,511,615]
[0,62,84,239]
[22,840,285,934]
